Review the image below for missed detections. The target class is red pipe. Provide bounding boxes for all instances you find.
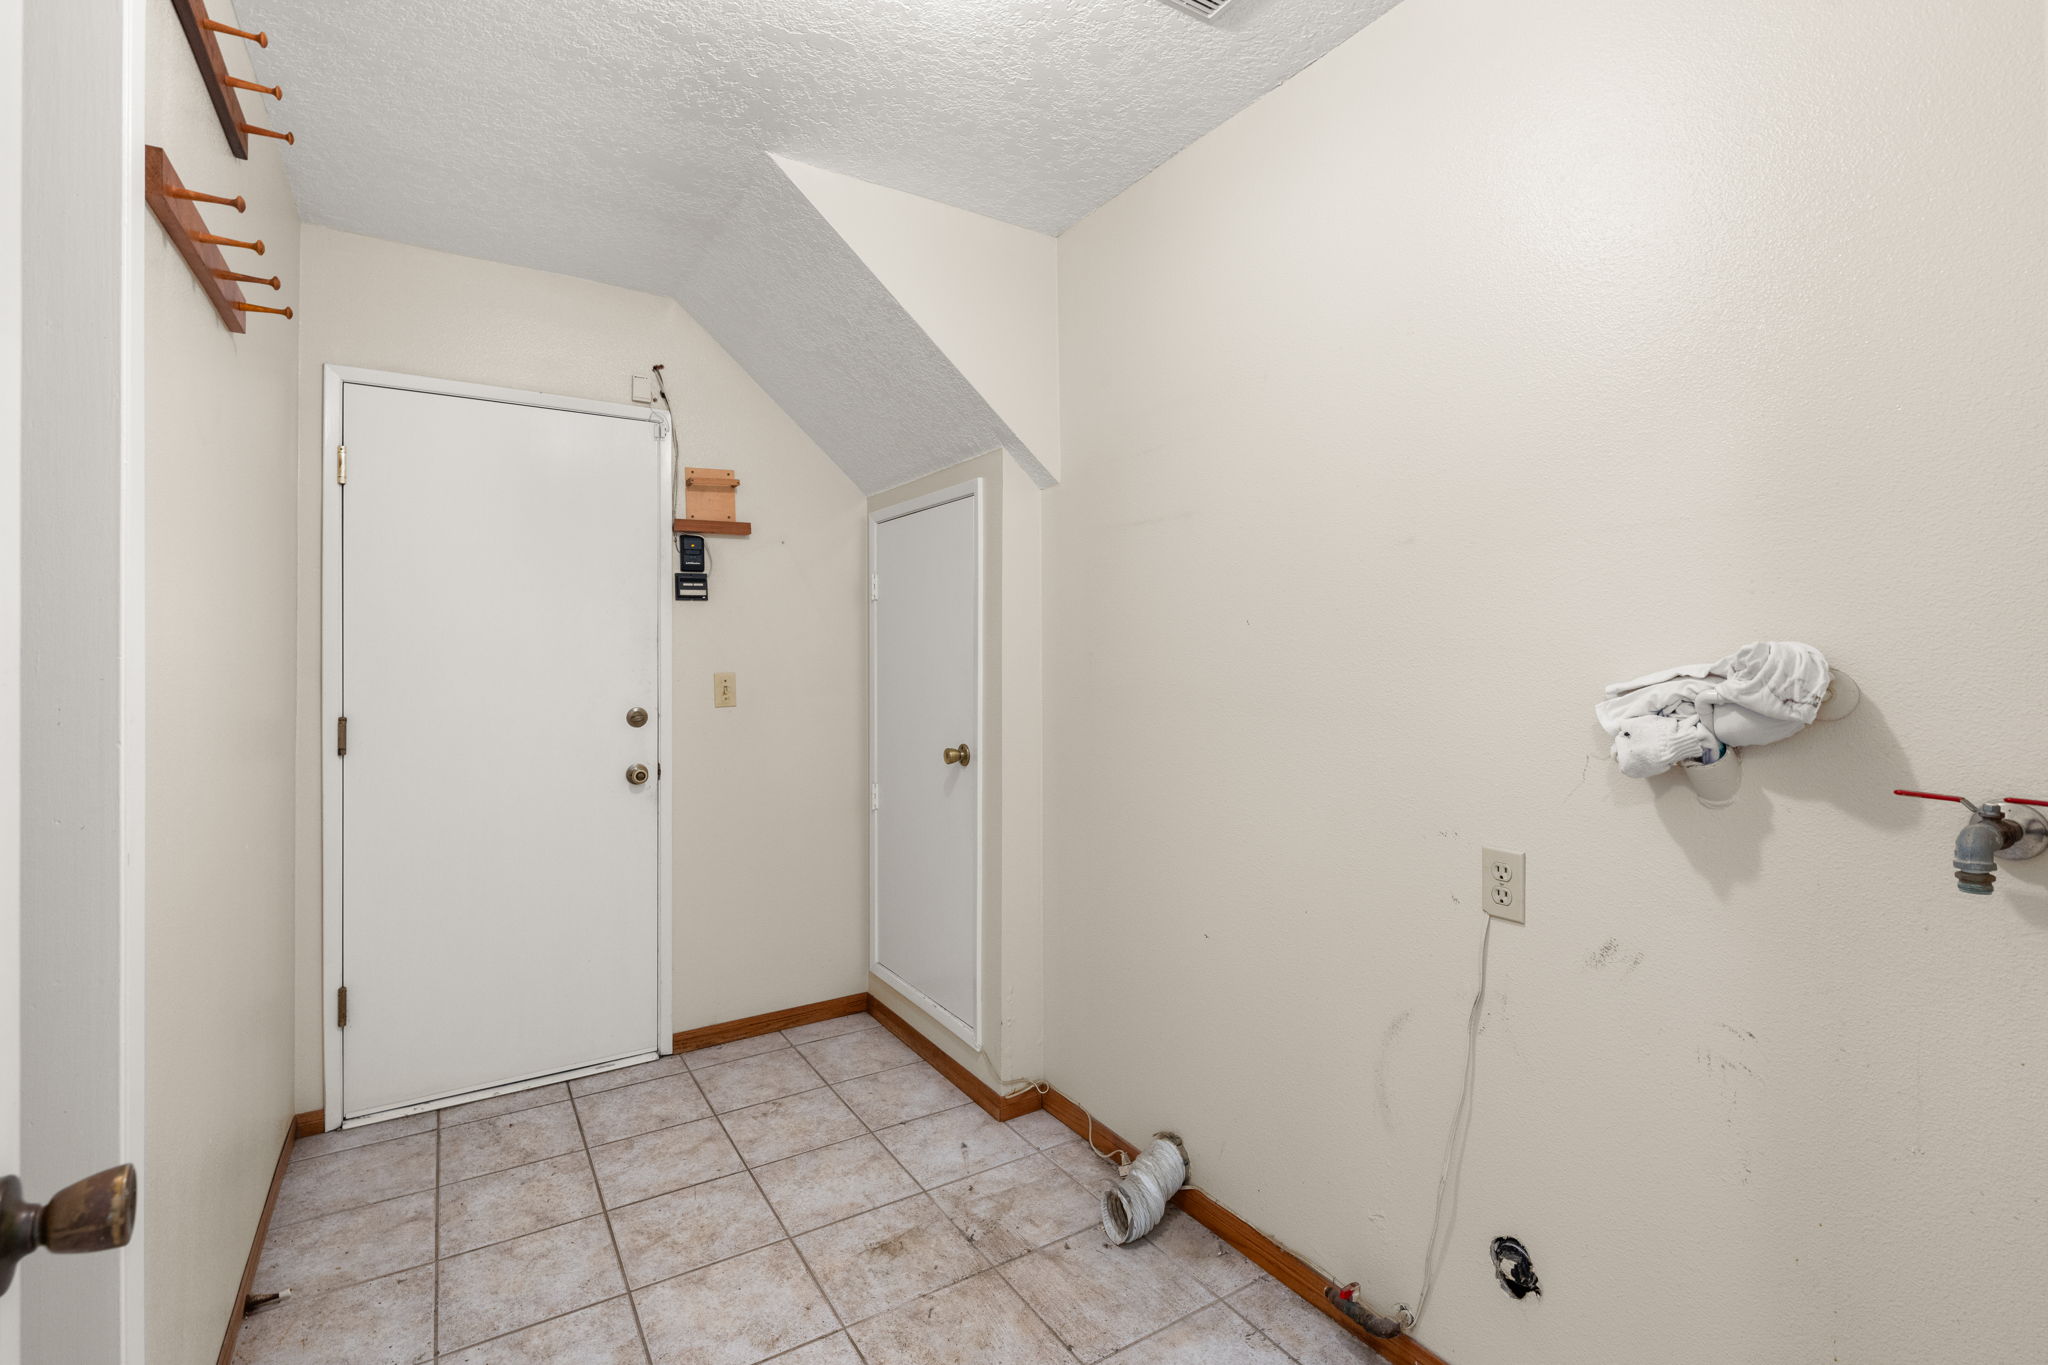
[1893,789,1966,803]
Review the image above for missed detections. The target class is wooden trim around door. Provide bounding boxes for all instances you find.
[1040,1087,1451,1365]
[672,993,870,1054]
[216,1118,298,1365]
[292,1108,325,1139]
[865,996,1042,1122]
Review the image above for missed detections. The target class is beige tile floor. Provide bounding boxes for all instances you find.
[235,1012,1382,1365]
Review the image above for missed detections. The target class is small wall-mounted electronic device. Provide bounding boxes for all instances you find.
[675,532,708,602]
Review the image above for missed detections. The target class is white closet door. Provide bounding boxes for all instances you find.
[339,383,662,1120]
[871,489,981,1042]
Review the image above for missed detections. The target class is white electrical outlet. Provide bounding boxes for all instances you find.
[1482,848,1525,923]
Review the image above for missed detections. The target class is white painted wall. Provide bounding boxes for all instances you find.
[1046,3,2048,1363]
[292,228,870,1110]
[779,157,1063,483]
[140,3,302,1360]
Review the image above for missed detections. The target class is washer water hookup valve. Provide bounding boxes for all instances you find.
[1893,791,2048,894]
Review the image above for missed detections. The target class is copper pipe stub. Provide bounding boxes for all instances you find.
[202,18,268,47]
[225,76,283,100]
[240,124,294,145]
[167,186,246,213]
[195,232,264,255]
[234,302,294,320]
[215,269,281,290]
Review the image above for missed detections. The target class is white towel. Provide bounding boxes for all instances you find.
[1596,642,1830,778]
[1609,712,1717,779]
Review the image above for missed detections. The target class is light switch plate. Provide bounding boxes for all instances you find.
[1482,847,1525,923]
[713,672,737,708]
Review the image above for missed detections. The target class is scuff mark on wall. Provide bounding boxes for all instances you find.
[1585,938,1645,973]
[1374,1009,1413,1131]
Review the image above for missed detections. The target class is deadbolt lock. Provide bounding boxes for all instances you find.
[943,743,971,768]
[626,763,650,785]
[626,707,648,728]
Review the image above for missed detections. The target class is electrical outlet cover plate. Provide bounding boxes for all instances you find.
[1482,848,1525,923]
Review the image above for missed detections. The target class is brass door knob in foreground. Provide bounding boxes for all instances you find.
[626,763,650,785]
[943,743,971,768]
[625,707,648,728]
[0,1164,138,1297]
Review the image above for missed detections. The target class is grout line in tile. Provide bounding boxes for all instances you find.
[1210,1292,1310,1365]
[745,1164,845,1339]
[706,1082,846,1339]
[291,1116,437,1163]
[568,1088,655,1365]
[990,1254,1077,1357]
[568,1065,710,1112]
[436,1087,580,1134]
[1088,1293,1241,1364]
[432,1121,443,1358]
[703,1079,833,1130]
[437,1201,605,1265]
[794,1189,989,1328]
[427,1289,640,1362]
[435,1138,591,1191]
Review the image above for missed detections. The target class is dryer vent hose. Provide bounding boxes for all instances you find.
[1102,1135,1187,1245]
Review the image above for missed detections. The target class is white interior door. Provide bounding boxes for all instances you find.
[336,380,664,1121]
[871,488,981,1043]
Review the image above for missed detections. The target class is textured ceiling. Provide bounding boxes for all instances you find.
[236,0,1402,489]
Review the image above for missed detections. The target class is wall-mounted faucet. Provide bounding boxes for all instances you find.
[1895,791,2048,894]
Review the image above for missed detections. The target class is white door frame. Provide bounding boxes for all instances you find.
[320,366,675,1131]
[868,479,986,1048]
[0,1,24,1358]
[16,0,146,1358]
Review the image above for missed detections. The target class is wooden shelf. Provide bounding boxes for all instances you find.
[674,519,752,537]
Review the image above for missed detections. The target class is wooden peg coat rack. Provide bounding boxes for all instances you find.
[145,145,291,333]
[168,0,292,158]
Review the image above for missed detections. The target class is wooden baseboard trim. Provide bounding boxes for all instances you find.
[865,997,1045,1122]
[672,992,870,1054]
[292,1108,325,1139]
[1041,1088,1450,1365]
[216,1118,298,1365]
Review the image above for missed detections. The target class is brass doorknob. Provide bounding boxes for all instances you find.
[943,743,971,768]
[626,707,648,728]
[0,1164,138,1297]
[626,763,650,785]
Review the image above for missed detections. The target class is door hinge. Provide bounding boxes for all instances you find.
[336,716,348,756]
[870,783,880,811]
[870,574,879,602]
[336,985,348,1028]
[336,444,347,485]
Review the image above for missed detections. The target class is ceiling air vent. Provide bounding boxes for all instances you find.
[1157,0,1238,19]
